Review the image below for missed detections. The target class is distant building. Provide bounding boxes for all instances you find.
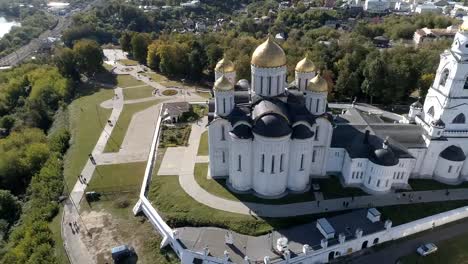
[413,27,457,46]
[162,102,191,123]
[414,3,442,14]
[195,22,206,32]
[373,36,390,48]
[180,0,200,8]
[364,0,390,13]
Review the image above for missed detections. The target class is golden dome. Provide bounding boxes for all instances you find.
[251,37,287,68]
[214,75,234,91]
[215,58,235,73]
[307,73,328,93]
[460,19,468,32]
[295,56,316,73]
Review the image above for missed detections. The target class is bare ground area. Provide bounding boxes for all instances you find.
[79,195,178,264]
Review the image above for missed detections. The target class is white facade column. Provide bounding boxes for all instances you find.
[251,65,287,97]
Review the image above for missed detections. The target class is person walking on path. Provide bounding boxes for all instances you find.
[89,154,96,165]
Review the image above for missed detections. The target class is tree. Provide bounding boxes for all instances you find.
[147,41,161,70]
[188,41,208,81]
[72,39,103,77]
[131,33,151,64]
[54,48,79,80]
[361,54,387,104]
[0,190,21,228]
[119,31,133,52]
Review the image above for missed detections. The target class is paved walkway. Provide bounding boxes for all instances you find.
[176,119,468,218]
[62,56,208,263]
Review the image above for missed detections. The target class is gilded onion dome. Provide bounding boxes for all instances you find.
[215,58,235,73]
[295,56,316,73]
[214,75,234,91]
[460,19,468,32]
[307,73,328,93]
[251,36,287,68]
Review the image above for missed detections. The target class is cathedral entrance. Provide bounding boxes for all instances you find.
[328,251,335,261]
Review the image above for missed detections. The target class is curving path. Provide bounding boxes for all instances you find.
[177,118,468,218]
[63,60,205,264]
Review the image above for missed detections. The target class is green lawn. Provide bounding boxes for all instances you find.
[409,179,468,191]
[314,176,367,199]
[104,100,162,153]
[399,232,468,264]
[64,87,113,188]
[194,163,316,205]
[159,125,191,148]
[87,162,147,192]
[162,89,178,96]
[117,75,143,88]
[49,206,70,264]
[379,200,468,226]
[197,131,208,156]
[118,59,139,66]
[196,91,212,99]
[123,85,154,100]
[149,174,321,236]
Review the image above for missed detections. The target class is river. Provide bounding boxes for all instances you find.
[0,17,20,38]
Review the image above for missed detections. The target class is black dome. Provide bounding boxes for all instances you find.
[292,124,314,139]
[371,148,399,166]
[230,124,253,139]
[236,79,250,91]
[253,114,291,137]
[440,145,466,162]
[411,101,423,109]
[431,119,445,128]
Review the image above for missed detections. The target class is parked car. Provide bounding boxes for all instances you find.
[416,243,438,256]
[111,245,135,262]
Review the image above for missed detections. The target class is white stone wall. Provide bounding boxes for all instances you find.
[251,65,287,97]
[252,133,291,196]
[305,91,327,115]
[288,137,314,192]
[326,148,346,172]
[214,90,234,117]
[228,133,253,191]
[434,156,464,183]
[295,71,315,92]
[208,119,231,178]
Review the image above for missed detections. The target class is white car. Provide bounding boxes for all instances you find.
[416,243,438,256]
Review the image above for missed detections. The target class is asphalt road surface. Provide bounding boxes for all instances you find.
[338,218,468,264]
[0,0,102,67]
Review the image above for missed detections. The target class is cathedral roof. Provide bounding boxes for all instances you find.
[252,114,291,137]
[215,58,235,73]
[440,145,466,162]
[251,37,287,68]
[307,73,328,93]
[214,75,234,91]
[292,124,314,139]
[230,124,253,140]
[295,56,316,73]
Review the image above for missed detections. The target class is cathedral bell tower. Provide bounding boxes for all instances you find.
[417,17,468,139]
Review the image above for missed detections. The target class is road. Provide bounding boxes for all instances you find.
[0,0,102,67]
[340,219,468,264]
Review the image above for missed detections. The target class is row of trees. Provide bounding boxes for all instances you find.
[0,41,94,261]
[54,39,104,80]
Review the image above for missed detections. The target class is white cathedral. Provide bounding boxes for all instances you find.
[207,25,468,198]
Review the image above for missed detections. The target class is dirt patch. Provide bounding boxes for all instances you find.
[80,210,146,264]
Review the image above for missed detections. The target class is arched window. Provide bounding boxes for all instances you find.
[427,106,434,117]
[453,113,466,124]
[464,77,468,89]
[439,69,449,86]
